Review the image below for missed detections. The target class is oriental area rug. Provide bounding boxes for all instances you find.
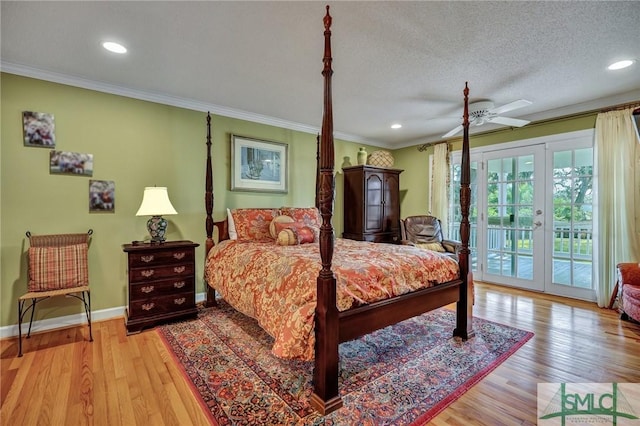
[157,302,533,425]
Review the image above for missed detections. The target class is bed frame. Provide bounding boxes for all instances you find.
[203,6,473,415]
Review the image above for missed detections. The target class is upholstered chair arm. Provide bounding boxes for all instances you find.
[618,263,640,287]
[442,239,462,254]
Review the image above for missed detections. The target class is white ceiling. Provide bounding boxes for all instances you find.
[2,1,640,149]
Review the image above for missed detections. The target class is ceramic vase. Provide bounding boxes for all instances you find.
[357,147,368,165]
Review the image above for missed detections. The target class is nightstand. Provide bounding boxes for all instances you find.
[122,240,199,334]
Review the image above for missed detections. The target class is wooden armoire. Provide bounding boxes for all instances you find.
[342,165,403,243]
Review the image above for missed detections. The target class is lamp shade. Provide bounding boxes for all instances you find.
[135,187,177,216]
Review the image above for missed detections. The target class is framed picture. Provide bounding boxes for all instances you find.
[89,180,115,213]
[231,135,288,193]
[23,111,55,147]
[50,151,93,176]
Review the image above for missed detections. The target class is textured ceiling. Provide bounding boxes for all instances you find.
[2,1,639,148]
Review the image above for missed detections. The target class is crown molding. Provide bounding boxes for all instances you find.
[1,61,380,146]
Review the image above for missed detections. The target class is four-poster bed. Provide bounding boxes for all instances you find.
[202,6,474,415]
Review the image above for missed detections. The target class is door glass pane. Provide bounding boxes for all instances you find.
[551,148,593,288]
[484,154,534,279]
[517,255,533,279]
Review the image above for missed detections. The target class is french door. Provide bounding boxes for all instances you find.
[448,130,595,300]
[480,146,545,291]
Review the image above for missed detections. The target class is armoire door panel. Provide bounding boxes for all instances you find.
[342,165,403,243]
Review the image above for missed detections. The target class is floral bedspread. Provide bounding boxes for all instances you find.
[204,238,459,360]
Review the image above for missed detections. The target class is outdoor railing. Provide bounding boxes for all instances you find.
[447,221,593,259]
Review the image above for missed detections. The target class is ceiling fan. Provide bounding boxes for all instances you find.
[441,99,532,138]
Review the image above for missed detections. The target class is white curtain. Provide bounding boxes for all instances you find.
[595,107,640,307]
[430,143,449,231]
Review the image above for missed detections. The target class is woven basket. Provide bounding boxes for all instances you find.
[367,150,394,168]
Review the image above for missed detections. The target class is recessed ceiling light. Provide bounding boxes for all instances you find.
[391,123,402,129]
[103,41,127,54]
[608,60,634,70]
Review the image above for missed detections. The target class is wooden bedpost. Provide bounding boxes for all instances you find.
[310,5,343,415]
[454,83,474,339]
[204,112,217,307]
[315,133,320,209]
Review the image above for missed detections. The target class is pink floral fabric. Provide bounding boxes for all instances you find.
[205,238,459,360]
[619,262,640,321]
[230,208,280,242]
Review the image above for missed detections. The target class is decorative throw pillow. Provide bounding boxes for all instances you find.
[275,221,315,244]
[415,242,446,253]
[230,208,279,242]
[296,226,315,244]
[280,207,321,241]
[28,243,89,291]
[227,208,237,240]
[269,215,295,239]
[276,228,299,246]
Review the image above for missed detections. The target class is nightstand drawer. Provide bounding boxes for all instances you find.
[130,277,195,300]
[129,249,194,267]
[128,292,196,317]
[129,263,194,282]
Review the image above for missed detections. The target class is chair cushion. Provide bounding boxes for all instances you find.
[415,242,446,252]
[403,215,444,244]
[28,243,89,291]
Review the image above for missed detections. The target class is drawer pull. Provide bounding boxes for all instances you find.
[141,286,155,293]
[140,270,155,278]
[173,252,186,260]
[174,298,186,305]
[141,255,154,263]
[173,266,186,274]
[142,303,155,311]
[174,281,186,289]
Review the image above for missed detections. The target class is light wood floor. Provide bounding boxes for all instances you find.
[2,282,639,426]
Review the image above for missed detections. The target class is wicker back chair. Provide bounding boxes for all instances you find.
[18,230,93,357]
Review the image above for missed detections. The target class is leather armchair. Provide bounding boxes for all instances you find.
[617,263,640,323]
[400,215,461,260]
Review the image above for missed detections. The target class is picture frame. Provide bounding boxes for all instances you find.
[89,180,115,213]
[49,151,94,176]
[230,134,288,193]
[23,111,56,147]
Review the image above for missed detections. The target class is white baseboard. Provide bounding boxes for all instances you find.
[0,292,207,339]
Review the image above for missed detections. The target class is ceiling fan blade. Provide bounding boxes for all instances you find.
[442,124,463,138]
[489,99,532,115]
[487,116,531,127]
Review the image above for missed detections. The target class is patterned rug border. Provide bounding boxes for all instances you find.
[159,330,221,426]
[157,307,534,426]
[411,322,533,425]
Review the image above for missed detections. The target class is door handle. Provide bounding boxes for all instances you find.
[534,221,542,229]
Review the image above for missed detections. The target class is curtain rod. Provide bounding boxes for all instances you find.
[601,101,640,113]
[417,140,448,152]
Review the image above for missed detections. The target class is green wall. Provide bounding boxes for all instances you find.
[0,72,603,330]
[0,73,364,329]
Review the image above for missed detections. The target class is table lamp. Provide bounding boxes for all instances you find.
[135,187,178,243]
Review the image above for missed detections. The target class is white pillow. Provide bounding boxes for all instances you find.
[227,208,237,240]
